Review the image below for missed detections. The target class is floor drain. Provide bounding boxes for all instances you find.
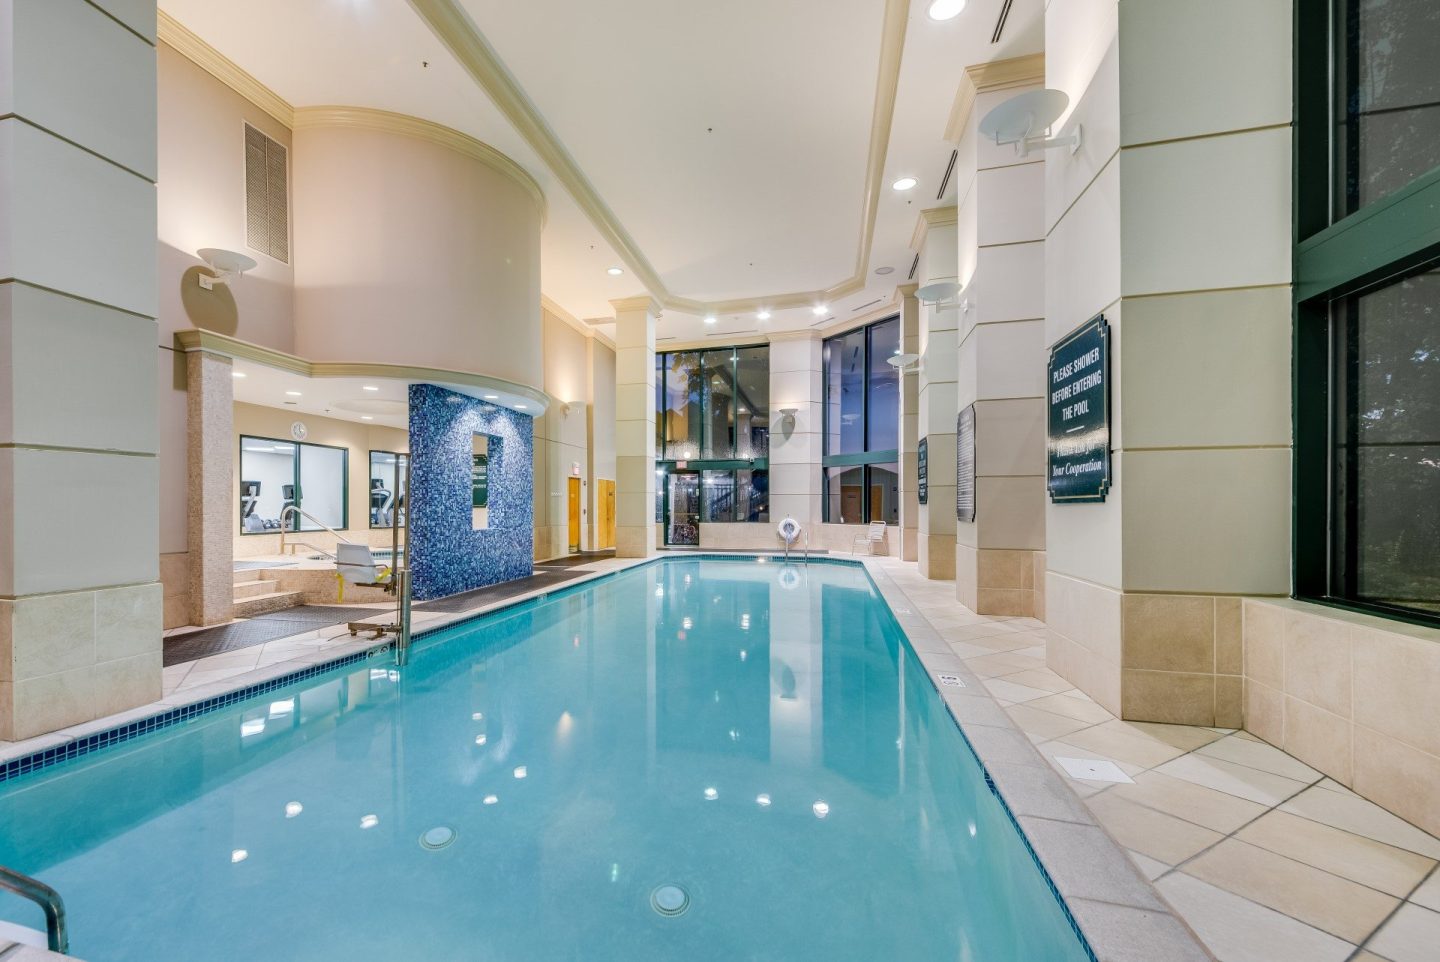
[419,826,456,850]
[650,884,690,917]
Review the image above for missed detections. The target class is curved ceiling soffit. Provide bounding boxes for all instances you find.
[404,0,912,317]
[291,106,549,226]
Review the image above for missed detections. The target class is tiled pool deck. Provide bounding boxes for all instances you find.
[2,552,1436,961]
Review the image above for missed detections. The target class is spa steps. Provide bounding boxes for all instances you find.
[232,577,304,618]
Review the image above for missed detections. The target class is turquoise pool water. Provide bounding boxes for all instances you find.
[0,559,1090,961]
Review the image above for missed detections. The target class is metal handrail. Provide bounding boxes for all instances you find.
[278,506,355,556]
[0,865,68,953]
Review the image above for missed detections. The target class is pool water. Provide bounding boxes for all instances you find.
[0,559,1091,961]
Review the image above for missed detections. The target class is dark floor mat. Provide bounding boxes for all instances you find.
[163,606,392,667]
[415,569,589,613]
[536,551,615,569]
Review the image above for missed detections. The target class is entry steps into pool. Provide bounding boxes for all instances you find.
[232,575,304,618]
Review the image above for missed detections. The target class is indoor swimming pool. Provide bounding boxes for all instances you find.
[0,559,1091,961]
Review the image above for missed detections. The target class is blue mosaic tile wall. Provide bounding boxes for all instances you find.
[409,383,534,600]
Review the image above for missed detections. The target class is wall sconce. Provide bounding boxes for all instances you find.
[979,89,1082,158]
[197,248,257,291]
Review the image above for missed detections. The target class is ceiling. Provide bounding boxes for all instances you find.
[161,0,1041,344]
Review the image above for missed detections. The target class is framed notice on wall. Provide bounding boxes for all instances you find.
[956,404,975,523]
[917,437,928,505]
[1047,315,1111,502]
[472,453,489,508]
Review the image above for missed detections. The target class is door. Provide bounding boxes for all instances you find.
[600,480,616,549]
[666,471,700,546]
[567,477,581,553]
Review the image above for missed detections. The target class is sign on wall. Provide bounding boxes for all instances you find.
[1047,315,1111,503]
[917,437,929,505]
[956,404,976,523]
[472,453,489,508]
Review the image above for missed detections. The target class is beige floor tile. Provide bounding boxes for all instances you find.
[1099,719,1224,752]
[1184,838,1399,943]
[1154,752,1312,807]
[947,640,1001,659]
[1411,869,1440,912]
[1062,723,1191,770]
[1155,872,1355,962]
[981,677,1055,703]
[966,652,1045,678]
[1088,792,1223,865]
[1197,733,1324,782]
[1026,692,1115,724]
[1366,903,1440,962]
[1004,704,1097,740]
[1236,809,1436,898]
[1106,770,1269,834]
[1126,849,1170,881]
[998,668,1074,693]
[179,665,253,690]
[1280,786,1440,860]
[1349,952,1388,962]
[1040,740,1147,778]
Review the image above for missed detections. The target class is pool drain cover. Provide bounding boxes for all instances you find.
[419,826,456,850]
[650,884,690,917]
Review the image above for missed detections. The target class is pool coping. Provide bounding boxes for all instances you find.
[1,552,1213,961]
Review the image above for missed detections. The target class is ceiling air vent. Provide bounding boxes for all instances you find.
[908,253,920,281]
[991,0,1014,43]
[851,299,882,313]
[245,123,289,264]
[937,149,958,200]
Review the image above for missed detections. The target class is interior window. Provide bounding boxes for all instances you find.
[239,436,347,533]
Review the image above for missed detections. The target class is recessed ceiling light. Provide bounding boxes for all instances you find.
[607,267,624,276]
[285,390,302,397]
[362,385,380,392]
[875,266,895,275]
[927,0,966,21]
[703,315,717,325]
[756,310,771,321]
[812,305,828,317]
[232,371,246,379]
[892,177,918,191]
[361,415,374,421]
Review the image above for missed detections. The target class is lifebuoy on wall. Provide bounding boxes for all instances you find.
[776,516,802,545]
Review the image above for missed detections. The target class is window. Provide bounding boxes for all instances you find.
[239,436,347,533]
[822,316,899,524]
[244,124,289,263]
[1296,0,1440,625]
[654,344,770,535]
[368,451,407,529]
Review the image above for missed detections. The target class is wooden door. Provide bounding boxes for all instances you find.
[600,480,616,549]
[567,477,582,552]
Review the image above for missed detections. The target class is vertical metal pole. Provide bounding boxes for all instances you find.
[396,455,413,666]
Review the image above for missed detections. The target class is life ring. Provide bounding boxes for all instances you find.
[776,516,802,545]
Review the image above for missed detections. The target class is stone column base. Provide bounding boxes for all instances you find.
[956,546,1042,616]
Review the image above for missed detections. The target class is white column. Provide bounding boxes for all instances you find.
[0,0,161,739]
[612,297,659,558]
[897,286,920,561]
[767,332,822,532]
[914,208,959,580]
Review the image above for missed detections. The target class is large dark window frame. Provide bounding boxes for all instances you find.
[1295,0,1440,627]
[822,315,900,525]
[238,434,349,534]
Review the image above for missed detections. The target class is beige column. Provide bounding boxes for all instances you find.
[612,296,660,558]
[1042,1,1291,726]
[0,0,161,739]
[897,286,920,562]
[186,351,234,625]
[767,332,822,531]
[951,60,1049,617]
[913,207,959,580]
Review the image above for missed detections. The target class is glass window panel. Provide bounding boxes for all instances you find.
[735,346,769,459]
[868,462,900,526]
[701,349,737,459]
[824,329,866,456]
[655,353,665,455]
[823,465,865,524]
[701,469,736,523]
[1331,266,1440,614]
[1333,0,1440,216]
[866,318,900,451]
[368,451,406,528]
[239,437,295,533]
[296,443,347,531]
[663,352,703,460]
[737,469,769,523]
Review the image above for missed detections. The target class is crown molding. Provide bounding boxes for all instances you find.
[818,289,903,339]
[897,282,919,297]
[609,296,664,317]
[944,52,1045,144]
[406,0,912,319]
[292,106,547,223]
[158,10,294,127]
[909,206,959,253]
[543,295,615,350]
[173,329,551,412]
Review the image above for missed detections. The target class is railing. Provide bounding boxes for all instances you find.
[0,865,68,953]
[278,506,355,556]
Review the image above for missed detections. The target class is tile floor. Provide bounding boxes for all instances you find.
[871,557,1440,962]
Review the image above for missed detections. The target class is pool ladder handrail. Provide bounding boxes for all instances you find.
[0,864,68,953]
[278,506,355,556]
[781,525,810,565]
